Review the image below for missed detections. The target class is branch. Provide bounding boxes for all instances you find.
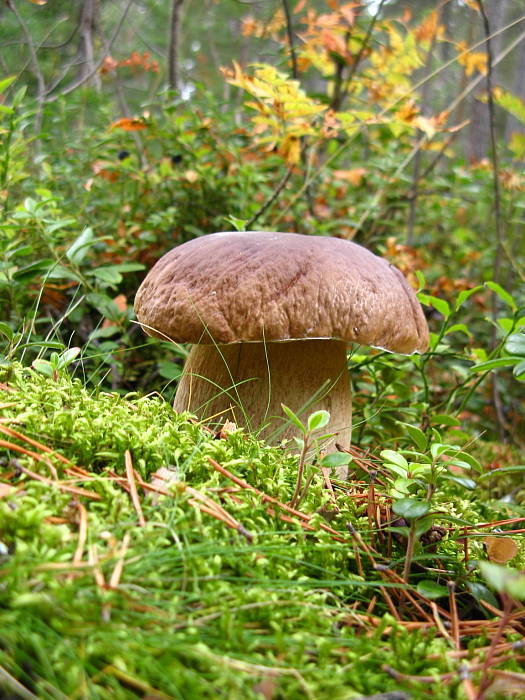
[45,0,134,101]
[281,0,298,81]
[245,166,294,229]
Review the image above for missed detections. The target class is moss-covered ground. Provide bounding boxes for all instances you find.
[0,364,524,699]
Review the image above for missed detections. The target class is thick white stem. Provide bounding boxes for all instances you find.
[173,339,352,452]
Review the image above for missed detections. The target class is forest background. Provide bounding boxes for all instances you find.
[2,1,525,699]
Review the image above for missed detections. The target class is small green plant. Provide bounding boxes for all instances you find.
[280,405,351,508]
[32,346,81,381]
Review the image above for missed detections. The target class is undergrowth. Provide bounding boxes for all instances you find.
[1,364,524,699]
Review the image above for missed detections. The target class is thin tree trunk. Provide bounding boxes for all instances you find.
[6,0,46,133]
[77,0,101,91]
[168,0,185,92]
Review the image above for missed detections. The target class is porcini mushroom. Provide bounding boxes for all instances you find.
[134,231,429,450]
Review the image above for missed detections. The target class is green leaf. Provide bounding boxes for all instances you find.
[469,357,518,373]
[281,404,306,434]
[32,359,54,377]
[485,281,517,312]
[418,293,450,319]
[0,322,13,341]
[90,267,123,286]
[453,451,482,472]
[12,259,55,282]
[414,270,425,291]
[307,410,330,432]
[467,582,499,610]
[224,215,247,232]
[380,450,408,470]
[385,463,410,478]
[320,452,352,468]
[45,265,84,283]
[493,88,525,125]
[479,561,525,600]
[505,333,525,357]
[430,414,461,427]
[158,360,182,381]
[509,132,525,159]
[392,498,430,520]
[430,443,458,459]
[454,286,483,311]
[444,323,472,338]
[66,227,95,265]
[0,76,16,94]
[513,360,525,380]
[416,580,448,600]
[444,475,476,490]
[397,422,427,451]
[57,347,81,369]
[88,327,120,341]
[478,465,525,480]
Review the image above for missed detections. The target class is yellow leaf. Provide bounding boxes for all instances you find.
[277,135,301,165]
[458,49,487,76]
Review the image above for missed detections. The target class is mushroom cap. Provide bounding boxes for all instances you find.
[134,231,429,354]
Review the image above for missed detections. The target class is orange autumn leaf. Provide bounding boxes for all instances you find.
[415,11,443,43]
[333,168,367,186]
[339,3,358,26]
[102,294,128,329]
[91,160,119,182]
[100,56,118,75]
[110,117,147,131]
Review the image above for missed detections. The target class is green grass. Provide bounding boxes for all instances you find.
[0,363,524,699]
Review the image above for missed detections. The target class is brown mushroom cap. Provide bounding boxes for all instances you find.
[134,231,429,354]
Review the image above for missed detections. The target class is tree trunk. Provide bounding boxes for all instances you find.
[168,0,185,92]
[467,0,507,162]
[77,0,101,91]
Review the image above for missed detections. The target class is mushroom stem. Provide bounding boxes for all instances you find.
[173,339,352,451]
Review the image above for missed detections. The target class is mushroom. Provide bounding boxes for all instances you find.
[134,231,429,451]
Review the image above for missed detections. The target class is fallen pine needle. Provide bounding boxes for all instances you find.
[124,450,145,527]
[71,502,88,570]
[108,532,131,589]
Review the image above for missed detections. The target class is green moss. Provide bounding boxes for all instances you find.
[0,364,522,699]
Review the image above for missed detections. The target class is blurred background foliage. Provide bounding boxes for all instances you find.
[0,0,524,450]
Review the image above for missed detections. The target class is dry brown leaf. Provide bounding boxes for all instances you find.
[484,535,518,564]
